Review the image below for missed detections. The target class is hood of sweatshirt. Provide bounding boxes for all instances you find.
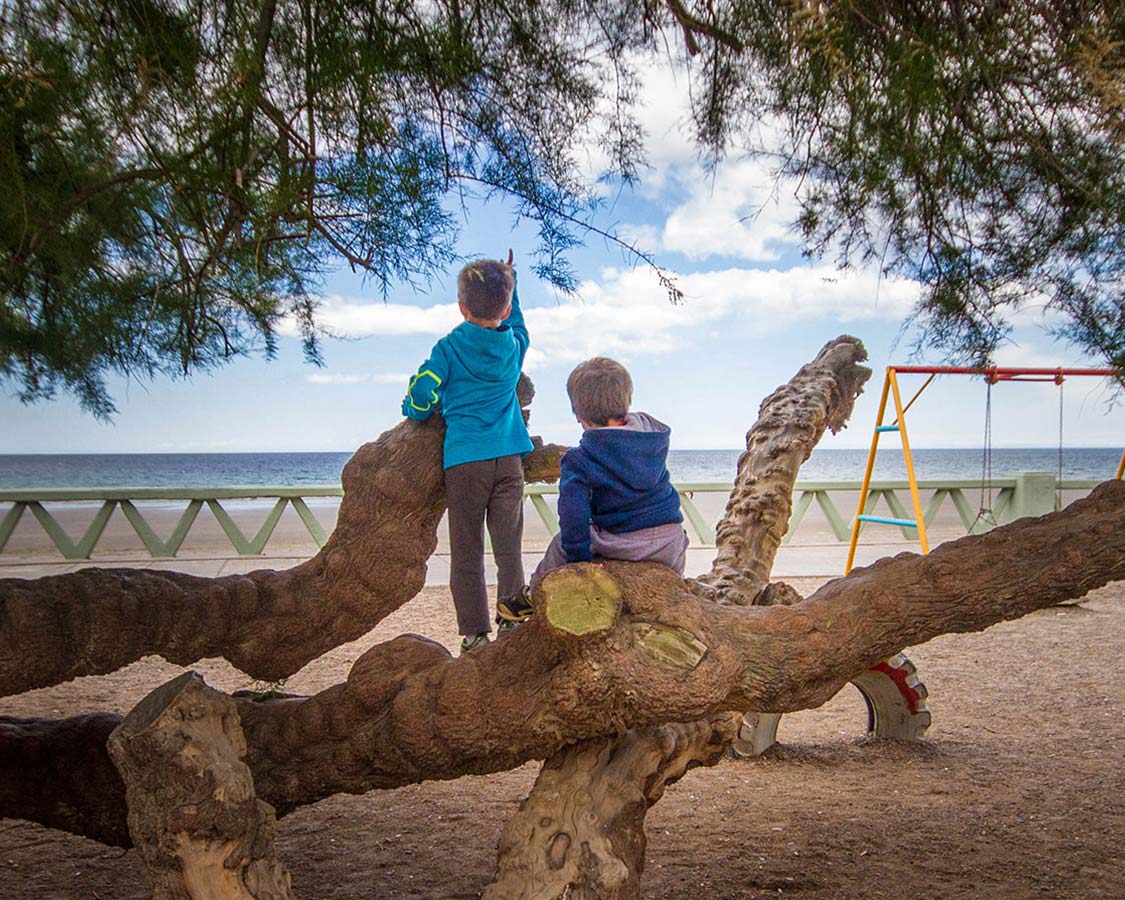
[576,412,672,491]
[443,321,522,383]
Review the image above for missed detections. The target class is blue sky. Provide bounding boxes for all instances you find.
[4,62,1124,456]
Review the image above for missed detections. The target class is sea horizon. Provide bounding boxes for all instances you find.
[2,445,1123,455]
[1,447,1121,490]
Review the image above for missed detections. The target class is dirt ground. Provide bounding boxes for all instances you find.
[1,576,1122,900]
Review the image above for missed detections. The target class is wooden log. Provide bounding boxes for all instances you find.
[106,672,295,900]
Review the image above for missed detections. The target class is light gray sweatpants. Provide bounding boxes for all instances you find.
[532,521,689,582]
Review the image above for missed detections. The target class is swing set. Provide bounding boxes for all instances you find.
[733,363,1125,757]
[732,363,1123,757]
[845,365,1125,574]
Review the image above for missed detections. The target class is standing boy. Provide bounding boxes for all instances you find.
[403,253,532,654]
[532,356,688,580]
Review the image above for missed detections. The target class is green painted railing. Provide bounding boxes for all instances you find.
[0,487,341,561]
[0,477,1103,561]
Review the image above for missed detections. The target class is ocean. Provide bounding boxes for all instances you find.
[0,447,1121,490]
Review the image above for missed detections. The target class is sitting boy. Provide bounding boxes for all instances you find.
[402,253,532,654]
[531,356,688,581]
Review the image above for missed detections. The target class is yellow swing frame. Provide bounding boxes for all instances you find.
[844,365,1125,575]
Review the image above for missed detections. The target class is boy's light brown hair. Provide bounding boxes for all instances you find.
[458,259,515,319]
[567,357,632,426]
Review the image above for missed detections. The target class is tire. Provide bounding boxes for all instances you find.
[728,653,931,757]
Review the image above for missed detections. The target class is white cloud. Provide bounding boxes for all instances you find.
[289,265,920,375]
[599,55,809,265]
[572,52,698,193]
[279,295,461,339]
[305,372,409,385]
[614,223,663,250]
[678,265,919,323]
[659,158,800,261]
[523,263,920,368]
[600,65,806,264]
[632,59,698,182]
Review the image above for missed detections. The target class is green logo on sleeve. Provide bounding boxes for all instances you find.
[408,370,442,411]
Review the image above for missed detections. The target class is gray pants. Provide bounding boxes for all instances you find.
[532,522,689,582]
[445,455,526,636]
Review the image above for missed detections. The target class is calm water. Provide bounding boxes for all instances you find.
[0,448,1120,490]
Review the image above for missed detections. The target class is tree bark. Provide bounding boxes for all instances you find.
[697,334,871,606]
[0,382,565,697]
[0,711,126,845]
[106,672,295,900]
[482,715,740,900]
[4,479,1123,848]
[480,335,871,898]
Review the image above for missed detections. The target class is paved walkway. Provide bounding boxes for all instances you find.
[0,541,918,582]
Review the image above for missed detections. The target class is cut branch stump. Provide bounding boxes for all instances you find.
[106,672,295,900]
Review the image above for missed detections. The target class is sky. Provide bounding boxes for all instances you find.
[4,61,1124,457]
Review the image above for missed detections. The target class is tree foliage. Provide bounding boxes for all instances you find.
[693,0,1125,372]
[0,0,660,415]
[2,0,1123,416]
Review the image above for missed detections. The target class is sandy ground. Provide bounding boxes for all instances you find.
[2,570,1122,900]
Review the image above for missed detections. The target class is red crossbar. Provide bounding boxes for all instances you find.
[891,365,1123,384]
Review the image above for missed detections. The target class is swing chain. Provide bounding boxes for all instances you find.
[975,379,997,529]
[1057,377,1064,511]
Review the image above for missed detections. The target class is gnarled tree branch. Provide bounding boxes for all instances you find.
[699,334,871,605]
[0,378,564,697]
[4,479,1123,848]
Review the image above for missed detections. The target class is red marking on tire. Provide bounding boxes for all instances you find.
[869,661,921,714]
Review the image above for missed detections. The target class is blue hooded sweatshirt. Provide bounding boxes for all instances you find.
[558,412,683,563]
[402,287,533,469]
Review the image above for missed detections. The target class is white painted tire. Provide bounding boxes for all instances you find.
[729,653,930,757]
[729,712,782,758]
[851,652,931,740]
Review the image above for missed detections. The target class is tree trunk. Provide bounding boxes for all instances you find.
[0,711,126,845]
[482,715,740,900]
[106,672,295,900]
[482,335,872,898]
[4,479,1123,848]
[0,378,565,697]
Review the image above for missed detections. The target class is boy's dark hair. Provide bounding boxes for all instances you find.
[458,259,515,319]
[567,357,632,426]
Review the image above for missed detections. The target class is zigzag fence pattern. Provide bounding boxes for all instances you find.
[0,477,1103,561]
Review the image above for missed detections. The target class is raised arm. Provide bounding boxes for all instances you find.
[502,281,529,367]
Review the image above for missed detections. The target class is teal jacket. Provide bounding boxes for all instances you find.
[402,288,533,469]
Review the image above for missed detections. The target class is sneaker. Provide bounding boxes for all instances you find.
[496,585,534,633]
[459,632,491,655]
